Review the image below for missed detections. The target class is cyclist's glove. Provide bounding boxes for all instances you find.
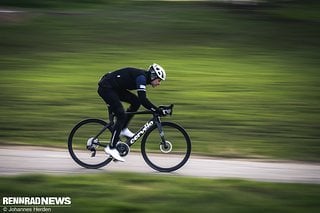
[151,107,165,116]
[158,105,172,116]
[151,106,172,116]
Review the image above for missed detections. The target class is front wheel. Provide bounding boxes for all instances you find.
[68,118,113,169]
[141,122,191,172]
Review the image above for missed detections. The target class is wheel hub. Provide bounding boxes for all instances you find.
[160,141,172,153]
[87,137,99,149]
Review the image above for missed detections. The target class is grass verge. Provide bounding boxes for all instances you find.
[0,172,320,212]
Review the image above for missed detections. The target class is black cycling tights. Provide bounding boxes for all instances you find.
[98,86,140,148]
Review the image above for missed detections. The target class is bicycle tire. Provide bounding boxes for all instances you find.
[141,122,191,172]
[68,118,113,169]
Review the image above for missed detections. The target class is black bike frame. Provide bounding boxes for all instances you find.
[126,114,166,146]
[92,109,167,147]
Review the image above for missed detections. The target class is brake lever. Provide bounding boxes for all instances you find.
[168,104,174,116]
[158,104,174,116]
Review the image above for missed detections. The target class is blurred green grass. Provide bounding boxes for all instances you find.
[0,0,319,160]
[0,173,320,213]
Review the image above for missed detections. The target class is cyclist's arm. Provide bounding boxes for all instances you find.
[136,75,158,112]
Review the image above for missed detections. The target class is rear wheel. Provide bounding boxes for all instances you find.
[68,119,113,169]
[141,122,191,172]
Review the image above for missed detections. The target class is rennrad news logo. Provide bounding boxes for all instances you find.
[2,197,71,205]
[2,197,71,212]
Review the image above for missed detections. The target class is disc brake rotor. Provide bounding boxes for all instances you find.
[160,141,172,153]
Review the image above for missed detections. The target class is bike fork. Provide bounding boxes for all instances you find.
[154,116,169,149]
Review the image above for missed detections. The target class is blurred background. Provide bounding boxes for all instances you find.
[0,0,319,161]
[1,1,320,213]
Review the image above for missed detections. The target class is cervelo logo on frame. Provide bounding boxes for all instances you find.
[129,121,154,144]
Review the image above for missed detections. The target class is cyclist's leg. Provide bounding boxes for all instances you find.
[110,107,126,148]
[118,90,140,128]
[98,87,126,148]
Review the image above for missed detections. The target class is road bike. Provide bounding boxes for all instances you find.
[68,104,191,172]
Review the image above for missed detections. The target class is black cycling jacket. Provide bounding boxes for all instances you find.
[98,67,157,111]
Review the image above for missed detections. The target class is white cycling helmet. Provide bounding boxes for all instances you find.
[148,63,166,81]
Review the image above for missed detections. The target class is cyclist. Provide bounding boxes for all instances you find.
[97,63,166,162]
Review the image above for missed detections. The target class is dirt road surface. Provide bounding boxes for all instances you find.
[1,146,320,184]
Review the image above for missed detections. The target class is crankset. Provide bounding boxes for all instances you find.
[116,142,130,157]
